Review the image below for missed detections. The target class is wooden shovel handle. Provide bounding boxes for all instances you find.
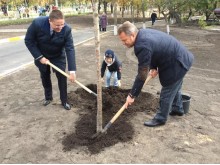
[46,61,70,78]
[46,61,97,96]
[108,75,152,125]
[102,104,126,132]
[103,75,153,132]
[144,75,152,86]
[110,104,126,124]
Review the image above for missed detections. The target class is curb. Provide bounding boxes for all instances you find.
[0,35,25,44]
[0,61,33,80]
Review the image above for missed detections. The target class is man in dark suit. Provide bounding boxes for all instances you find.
[25,10,76,110]
[118,21,194,127]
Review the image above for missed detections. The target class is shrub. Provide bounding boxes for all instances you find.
[198,16,207,28]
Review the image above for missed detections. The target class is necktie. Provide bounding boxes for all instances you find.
[51,30,55,39]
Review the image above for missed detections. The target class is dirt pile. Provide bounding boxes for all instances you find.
[62,84,158,154]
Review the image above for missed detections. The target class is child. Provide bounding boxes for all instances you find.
[101,49,122,87]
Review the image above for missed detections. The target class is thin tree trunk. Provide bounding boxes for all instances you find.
[110,3,113,14]
[163,13,170,34]
[91,0,102,132]
[122,5,125,18]
[131,1,134,23]
[55,0,58,7]
[136,4,139,18]
[103,0,107,14]
[98,0,101,14]
[141,0,146,28]
[113,0,118,35]
[158,6,161,18]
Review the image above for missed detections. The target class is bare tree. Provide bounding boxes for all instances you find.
[91,0,103,132]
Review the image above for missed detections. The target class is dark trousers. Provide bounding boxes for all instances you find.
[39,65,67,103]
[154,78,184,122]
[152,19,156,25]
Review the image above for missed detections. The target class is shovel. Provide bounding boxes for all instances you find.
[91,75,152,139]
[46,61,97,97]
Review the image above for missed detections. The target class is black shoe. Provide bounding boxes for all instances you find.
[144,119,165,127]
[43,99,53,106]
[62,102,71,110]
[169,111,184,116]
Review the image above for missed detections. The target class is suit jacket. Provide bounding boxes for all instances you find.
[25,16,76,71]
[130,28,194,97]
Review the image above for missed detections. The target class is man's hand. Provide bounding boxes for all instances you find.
[40,57,49,64]
[118,80,121,87]
[69,72,76,83]
[124,94,135,109]
[149,69,158,78]
[101,78,104,83]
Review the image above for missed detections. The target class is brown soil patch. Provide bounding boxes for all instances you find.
[62,84,158,154]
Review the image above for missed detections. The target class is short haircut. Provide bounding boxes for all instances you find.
[49,9,64,20]
[117,21,138,35]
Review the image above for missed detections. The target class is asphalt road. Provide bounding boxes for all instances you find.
[0,27,112,77]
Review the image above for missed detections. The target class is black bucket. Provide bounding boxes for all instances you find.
[182,94,191,114]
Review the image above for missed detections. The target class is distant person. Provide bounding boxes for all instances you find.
[16,5,21,18]
[25,7,29,18]
[101,49,122,87]
[38,6,43,16]
[19,6,25,18]
[1,5,8,16]
[34,5,38,13]
[151,12,157,25]
[117,21,194,127]
[25,10,76,110]
[101,12,108,31]
[45,3,50,12]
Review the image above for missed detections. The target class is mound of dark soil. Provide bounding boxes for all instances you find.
[62,84,158,154]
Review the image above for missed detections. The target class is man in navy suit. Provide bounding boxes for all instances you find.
[118,21,194,127]
[25,10,76,110]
